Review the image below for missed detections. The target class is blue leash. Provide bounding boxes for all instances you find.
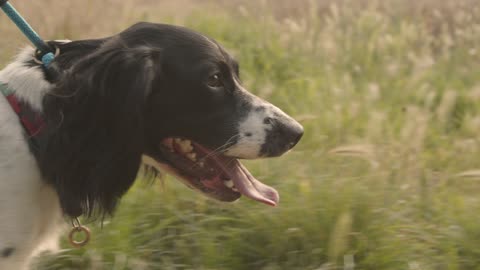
[0,2,90,242]
[0,0,55,67]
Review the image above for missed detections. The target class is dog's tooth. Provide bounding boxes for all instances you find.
[198,161,205,167]
[187,153,197,161]
[178,140,193,153]
[224,179,234,188]
[232,187,239,192]
[174,138,182,144]
[184,144,193,153]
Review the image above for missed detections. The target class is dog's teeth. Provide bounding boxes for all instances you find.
[178,139,193,153]
[232,187,239,192]
[186,153,197,161]
[185,145,193,153]
[224,179,234,188]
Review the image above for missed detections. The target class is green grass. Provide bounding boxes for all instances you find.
[8,0,480,269]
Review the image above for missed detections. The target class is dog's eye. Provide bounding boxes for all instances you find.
[207,73,223,88]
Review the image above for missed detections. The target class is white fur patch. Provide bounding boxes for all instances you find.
[224,105,274,158]
[0,46,62,270]
[0,47,52,112]
[224,79,301,159]
[224,80,275,158]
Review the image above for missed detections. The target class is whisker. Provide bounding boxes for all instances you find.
[222,157,239,170]
[188,134,241,171]
[198,134,241,161]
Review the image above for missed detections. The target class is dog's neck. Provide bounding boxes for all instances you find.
[0,47,52,113]
[0,47,52,155]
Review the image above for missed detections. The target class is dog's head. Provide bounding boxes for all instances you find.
[42,22,303,217]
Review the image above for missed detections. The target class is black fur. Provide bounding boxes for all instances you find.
[35,23,250,218]
[29,22,303,218]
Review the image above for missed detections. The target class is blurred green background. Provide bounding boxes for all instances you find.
[2,0,480,269]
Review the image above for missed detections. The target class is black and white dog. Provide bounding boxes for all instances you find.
[0,22,303,269]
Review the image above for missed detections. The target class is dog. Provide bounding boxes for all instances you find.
[0,22,303,269]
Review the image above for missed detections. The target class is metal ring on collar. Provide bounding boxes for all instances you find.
[68,225,91,248]
[33,45,60,65]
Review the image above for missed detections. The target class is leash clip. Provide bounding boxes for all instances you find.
[33,45,60,66]
[68,218,91,248]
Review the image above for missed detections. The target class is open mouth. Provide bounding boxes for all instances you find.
[145,137,279,206]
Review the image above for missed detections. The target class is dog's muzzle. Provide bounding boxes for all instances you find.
[261,112,304,157]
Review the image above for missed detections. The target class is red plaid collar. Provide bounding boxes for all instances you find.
[0,83,45,137]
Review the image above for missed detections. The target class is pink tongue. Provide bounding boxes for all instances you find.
[192,143,279,206]
[228,160,279,206]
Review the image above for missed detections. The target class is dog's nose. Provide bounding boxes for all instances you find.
[287,123,303,150]
[261,118,304,157]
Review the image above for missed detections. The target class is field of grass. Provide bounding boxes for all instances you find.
[2,0,480,269]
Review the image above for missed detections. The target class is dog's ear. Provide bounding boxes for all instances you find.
[39,45,161,218]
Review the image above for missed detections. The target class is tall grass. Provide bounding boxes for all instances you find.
[2,0,480,269]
